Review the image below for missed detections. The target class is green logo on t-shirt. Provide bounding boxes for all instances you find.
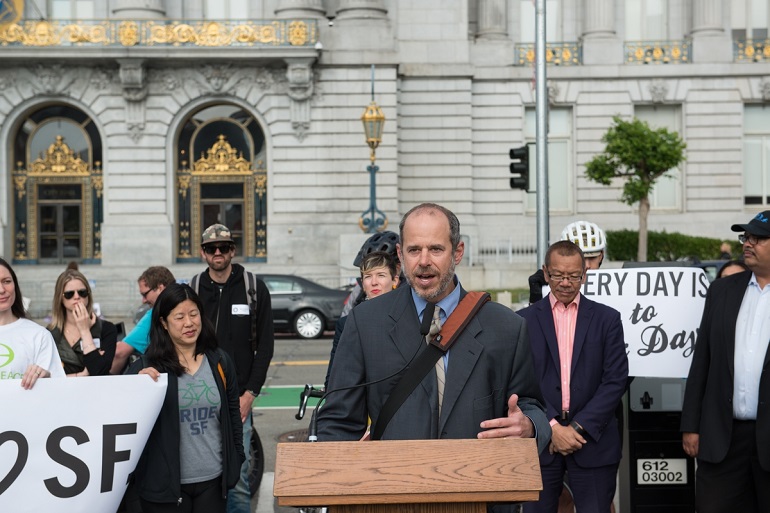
[0,343,14,368]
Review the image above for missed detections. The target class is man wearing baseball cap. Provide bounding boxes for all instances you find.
[681,210,770,512]
[192,224,274,513]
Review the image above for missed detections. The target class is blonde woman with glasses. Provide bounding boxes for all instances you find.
[47,269,117,377]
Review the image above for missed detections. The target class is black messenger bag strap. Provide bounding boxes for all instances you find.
[370,291,490,441]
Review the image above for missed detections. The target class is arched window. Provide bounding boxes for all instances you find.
[176,104,267,262]
[12,105,103,264]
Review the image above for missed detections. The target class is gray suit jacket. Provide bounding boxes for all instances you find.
[318,284,551,454]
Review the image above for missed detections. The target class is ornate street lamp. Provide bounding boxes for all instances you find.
[358,65,388,233]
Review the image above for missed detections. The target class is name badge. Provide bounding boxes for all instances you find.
[232,304,249,316]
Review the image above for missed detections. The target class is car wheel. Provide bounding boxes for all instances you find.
[249,426,264,497]
[294,310,324,339]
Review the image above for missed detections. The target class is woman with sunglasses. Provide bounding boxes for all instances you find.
[47,269,117,377]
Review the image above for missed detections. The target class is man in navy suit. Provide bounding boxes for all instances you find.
[681,210,770,513]
[519,240,628,513]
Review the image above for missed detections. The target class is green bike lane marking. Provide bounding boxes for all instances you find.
[253,385,323,409]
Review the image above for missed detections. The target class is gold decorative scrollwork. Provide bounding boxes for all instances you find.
[148,22,198,46]
[0,20,109,46]
[14,228,27,260]
[29,136,90,176]
[625,40,690,64]
[118,21,139,46]
[231,24,278,44]
[13,175,26,200]
[735,39,770,62]
[255,172,267,199]
[193,135,252,175]
[0,18,316,47]
[178,174,191,199]
[92,176,103,198]
[516,42,582,66]
[287,21,308,46]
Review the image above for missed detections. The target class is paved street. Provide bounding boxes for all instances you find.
[251,333,332,513]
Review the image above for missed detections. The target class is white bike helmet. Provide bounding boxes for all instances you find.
[561,221,606,257]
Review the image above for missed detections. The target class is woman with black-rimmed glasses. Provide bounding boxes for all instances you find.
[47,269,117,377]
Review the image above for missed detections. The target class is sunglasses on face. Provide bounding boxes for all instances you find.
[63,289,89,300]
[202,244,234,255]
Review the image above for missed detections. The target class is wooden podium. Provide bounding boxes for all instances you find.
[274,438,542,513]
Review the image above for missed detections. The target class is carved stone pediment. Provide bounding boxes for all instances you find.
[649,79,669,103]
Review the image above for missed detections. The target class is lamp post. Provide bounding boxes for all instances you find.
[358,65,387,233]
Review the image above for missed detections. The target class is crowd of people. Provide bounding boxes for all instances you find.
[1,223,273,513]
[4,203,767,513]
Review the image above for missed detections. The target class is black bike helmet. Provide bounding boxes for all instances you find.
[353,231,400,267]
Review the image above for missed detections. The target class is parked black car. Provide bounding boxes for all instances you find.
[257,274,348,339]
[132,274,347,339]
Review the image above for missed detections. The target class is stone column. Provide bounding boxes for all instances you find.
[334,0,387,22]
[326,0,390,53]
[581,0,622,64]
[583,0,615,38]
[476,0,507,40]
[472,0,513,66]
[274,0,326,19]
[111,0,166,18]
[691,0,731,62]
[692,0,723,36]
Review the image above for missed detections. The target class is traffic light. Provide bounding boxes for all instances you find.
[509,144,529,191]
[509,145,530,190]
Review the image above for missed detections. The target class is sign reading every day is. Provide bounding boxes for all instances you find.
[583,267,709,378]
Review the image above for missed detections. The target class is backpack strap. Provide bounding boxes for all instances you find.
[244,270,258,354]
[191,273,201,295]
[218,363,226,388]
[216,348,227,388]
[370,291,490,440]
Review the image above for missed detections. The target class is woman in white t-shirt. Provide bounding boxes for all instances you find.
[0,258,65,387]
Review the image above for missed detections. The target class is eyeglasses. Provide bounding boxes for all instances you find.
[63,289,89,300]
[202,243,234,255]
[140,287,156,299]
[546,270,583,283]
[739,233,769,245]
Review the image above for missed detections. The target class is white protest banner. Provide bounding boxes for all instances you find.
[0,374,166,513]
[581,267,709,378]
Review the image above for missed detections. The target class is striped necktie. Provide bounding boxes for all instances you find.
[429,306,445,415]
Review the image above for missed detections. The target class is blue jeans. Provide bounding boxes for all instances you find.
[227,413,252,513]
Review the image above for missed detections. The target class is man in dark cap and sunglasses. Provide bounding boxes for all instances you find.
[681,210,770,513]
[192,224,274,513]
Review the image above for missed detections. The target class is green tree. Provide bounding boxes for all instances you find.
[585,116,686,261]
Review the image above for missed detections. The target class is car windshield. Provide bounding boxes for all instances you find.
[264,277,302,293]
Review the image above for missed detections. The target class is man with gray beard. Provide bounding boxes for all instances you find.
[318,203,549,461]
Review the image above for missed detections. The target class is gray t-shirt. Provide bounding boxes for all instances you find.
[177,354,224,484]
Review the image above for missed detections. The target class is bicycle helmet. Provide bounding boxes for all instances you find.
[561,221,606,257]
[353,231,400,267]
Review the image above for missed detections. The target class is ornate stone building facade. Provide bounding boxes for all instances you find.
[0,0,768,315]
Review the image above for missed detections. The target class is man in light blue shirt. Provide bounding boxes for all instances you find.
[110,266,175,374]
